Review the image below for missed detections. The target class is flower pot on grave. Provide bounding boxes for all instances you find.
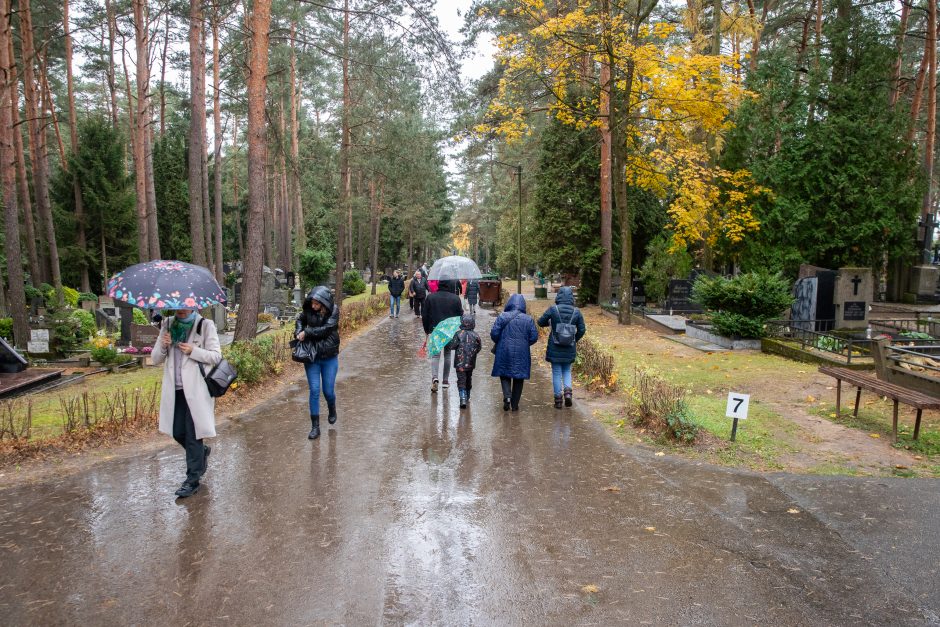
[534,286,548,299]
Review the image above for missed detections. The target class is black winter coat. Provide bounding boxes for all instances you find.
[465,280,480,304]
[410,277,428,300]
[537,287,586,364]
[294,286,341,360]
[388,276,405,297]
[422,289,464,335]
[454,314,482,371]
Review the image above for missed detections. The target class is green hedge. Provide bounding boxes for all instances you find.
[692,272,793,339]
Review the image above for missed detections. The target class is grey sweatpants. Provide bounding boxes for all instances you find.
[430,349,452,382]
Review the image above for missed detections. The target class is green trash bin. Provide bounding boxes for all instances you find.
[534,286,548,299]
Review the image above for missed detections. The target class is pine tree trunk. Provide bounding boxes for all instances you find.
[923,0,937,260]
[18,0,62,299]
[890,0,911,109]
[0,0,29,347]
[370,181,382,295]
[290,23,305,262]
[64,0,90,291]
[160,12,169,137]
[39,58,67,166]
[7,35,40,285]
[234,0,271,341]
[122,33,149,261]
[200,24,213,272]
[598,58,613,305]
[188,0,208,266]
[233,113,244,262]
[105,0,119,129]
[212,13,224,281]
[335,0,350,305]
[134,0,160,260]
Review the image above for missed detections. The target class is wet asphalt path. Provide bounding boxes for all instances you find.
[1,307,939,625]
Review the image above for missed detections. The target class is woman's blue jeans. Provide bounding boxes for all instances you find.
[551,362,573,396]
[304,356,338,416]
[390,295,401,316]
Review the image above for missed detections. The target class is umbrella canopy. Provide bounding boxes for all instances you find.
[427,316,462,356]
[428,256,482,281]
[107,260,227,309]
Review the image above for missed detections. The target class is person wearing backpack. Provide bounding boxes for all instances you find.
[537,286,586,409]
[152,308,223,498]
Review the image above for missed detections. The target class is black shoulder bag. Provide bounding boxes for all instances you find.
[196,318,238,397]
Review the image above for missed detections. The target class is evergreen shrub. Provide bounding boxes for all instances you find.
[343,270,366,296]
[692,271,793,338]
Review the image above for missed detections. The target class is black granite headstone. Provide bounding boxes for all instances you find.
[115,301,134,347]
[0,337,27,373]
[665,279,701,312]
[286,272,296,290]
[632,279,646,306]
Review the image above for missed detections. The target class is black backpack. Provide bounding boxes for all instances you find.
[552,306,577,347]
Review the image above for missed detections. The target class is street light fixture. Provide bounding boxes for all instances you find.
[493,160,523,295]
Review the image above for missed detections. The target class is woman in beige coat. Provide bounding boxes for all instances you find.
[152,308,222,498]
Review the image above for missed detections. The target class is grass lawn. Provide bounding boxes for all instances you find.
[525,299,940,477]
[345,283,389,304]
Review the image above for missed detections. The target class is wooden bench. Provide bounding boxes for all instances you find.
[818,366,940,442]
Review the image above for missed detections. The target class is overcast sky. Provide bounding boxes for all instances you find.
[433,0,496,82]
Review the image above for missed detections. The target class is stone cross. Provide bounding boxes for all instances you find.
[851,275,862,296]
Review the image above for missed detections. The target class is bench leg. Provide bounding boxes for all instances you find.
[914,409,922,441]
[836,380,842,419]
[892,400,899,444]
[853,387,862,418]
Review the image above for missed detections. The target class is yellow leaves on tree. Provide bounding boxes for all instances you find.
[452,223,473,254]
[477,0,768,250]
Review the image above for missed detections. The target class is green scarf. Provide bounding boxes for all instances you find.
[170,318,195,344]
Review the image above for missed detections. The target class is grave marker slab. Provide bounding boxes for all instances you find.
[834,267,872,329]
[664,279,702,313]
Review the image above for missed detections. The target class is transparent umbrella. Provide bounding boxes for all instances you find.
[428,256,482,281]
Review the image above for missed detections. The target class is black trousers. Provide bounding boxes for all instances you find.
[457,369,474,392]
[172,390,205,484]
[500,377,524,409]
[414,298,424,316]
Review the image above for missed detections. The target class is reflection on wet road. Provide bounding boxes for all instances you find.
[1,309,938,624]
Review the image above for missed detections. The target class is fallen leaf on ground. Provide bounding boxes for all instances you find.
[869,433,881,438]
[829,413,837,418]
[602,486,621,492]
[655,451,665,457]
[581,585,599,594]
[806,395,817,402]
[644,526,656,532]
[914,455,924,460]
[787,508,800,514]
[895,465,909,470]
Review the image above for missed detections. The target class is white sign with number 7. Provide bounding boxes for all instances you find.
[726,393,750,419]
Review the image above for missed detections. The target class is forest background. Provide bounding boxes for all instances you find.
[0,0,935,345]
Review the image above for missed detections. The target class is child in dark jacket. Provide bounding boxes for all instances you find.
[453,313,482,409]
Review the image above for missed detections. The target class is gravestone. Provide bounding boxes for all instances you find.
[834,267,872,329]
[790,266,836,331]
[130,323,159,348]
[115,301,134,346]
[664,279,701,313]
[27,328,49,354]
[285,272,296,290]
[631,279,646,307]
[261,266,289,307]
[789,277,818,332]
[0,337,27,373]
[909,265,938,301]
[210,304,227,331]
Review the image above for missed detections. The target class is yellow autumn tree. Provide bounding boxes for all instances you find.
[475,0,765,312]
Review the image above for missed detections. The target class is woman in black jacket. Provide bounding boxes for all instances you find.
[388,270,405,318]
[294,286,340,439]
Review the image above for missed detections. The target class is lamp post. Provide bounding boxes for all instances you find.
[494,161,523,294]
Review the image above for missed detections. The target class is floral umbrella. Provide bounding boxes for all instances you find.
[428,256,482,281]
[427,316,462,356]
[107,260,227,310]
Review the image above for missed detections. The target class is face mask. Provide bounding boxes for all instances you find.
[177,311,197,324]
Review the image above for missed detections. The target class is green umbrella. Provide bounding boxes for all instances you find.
[427,316,462,356]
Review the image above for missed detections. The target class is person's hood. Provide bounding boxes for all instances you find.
[460,313,476,330]
[304,285,334,312]
[504,293,527,314]
[555,286,575,306]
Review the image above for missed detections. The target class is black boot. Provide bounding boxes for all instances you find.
[503,397,511,411]
[459,390,468,409]
[308,415,320,440]
[554,395,563,409]
[327,403,338,425]
[564,387,573,407]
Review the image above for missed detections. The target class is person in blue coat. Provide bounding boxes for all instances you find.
[490,293,539,411]
[537,286,587,408]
